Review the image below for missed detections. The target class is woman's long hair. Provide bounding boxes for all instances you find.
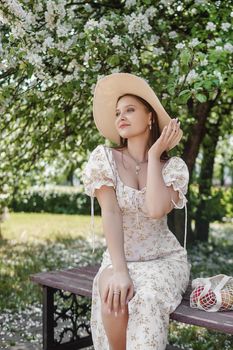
[111,93,170,162]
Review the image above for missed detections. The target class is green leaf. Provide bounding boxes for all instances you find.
[178,89,191,96]
[106,55,120,66]
[177,91,192,104]
[180,49,192,66]
[196,93,207,102]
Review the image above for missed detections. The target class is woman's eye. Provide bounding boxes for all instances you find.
[115,108,134,117]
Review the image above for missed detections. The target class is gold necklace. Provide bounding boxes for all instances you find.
[125,150,148,175]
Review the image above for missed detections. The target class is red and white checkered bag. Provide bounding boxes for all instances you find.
[190,274,233,312]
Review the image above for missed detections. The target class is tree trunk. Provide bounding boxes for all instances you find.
[195,110,224,241]
[173,90,221,246]
[67,164,75,186]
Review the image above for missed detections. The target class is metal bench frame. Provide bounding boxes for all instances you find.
[31,265,233,350]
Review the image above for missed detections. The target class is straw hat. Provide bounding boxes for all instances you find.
[93,72,183,150]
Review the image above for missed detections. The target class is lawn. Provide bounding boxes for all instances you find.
[0,213,233,349]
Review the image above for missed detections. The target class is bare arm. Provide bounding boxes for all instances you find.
[95,185,128,273]
[142,118,181,219]
[95,185,134,313]
[142,153,179,219]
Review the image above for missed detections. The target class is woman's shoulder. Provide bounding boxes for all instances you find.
[87,144,107,159]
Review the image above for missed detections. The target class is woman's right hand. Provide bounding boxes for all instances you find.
[102,270,135,316]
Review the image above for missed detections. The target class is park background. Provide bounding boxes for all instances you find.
[0,0,233,349]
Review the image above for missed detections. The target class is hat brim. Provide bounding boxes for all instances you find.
[93,73,183,150]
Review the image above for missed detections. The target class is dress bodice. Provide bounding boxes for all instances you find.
[81,144,189,260]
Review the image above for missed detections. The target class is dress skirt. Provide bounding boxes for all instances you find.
[90,250,191,350]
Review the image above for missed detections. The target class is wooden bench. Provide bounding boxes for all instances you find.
[31,265,233,350]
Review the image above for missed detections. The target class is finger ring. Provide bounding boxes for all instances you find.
[113,290,121,294]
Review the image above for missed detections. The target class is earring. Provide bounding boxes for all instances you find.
[149,122,152,130]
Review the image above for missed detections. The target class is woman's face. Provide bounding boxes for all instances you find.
[115,95,151,140]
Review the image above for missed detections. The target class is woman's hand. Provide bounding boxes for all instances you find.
[102,270,135,316]
[149,118,181,158]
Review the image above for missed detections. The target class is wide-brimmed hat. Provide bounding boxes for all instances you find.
[93,72,183,150]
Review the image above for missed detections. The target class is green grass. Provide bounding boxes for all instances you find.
[0,212,105,311]
[0,213,233,349]
[1,212,103,243]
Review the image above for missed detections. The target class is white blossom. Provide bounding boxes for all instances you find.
[162,93,169,99]
[168,31,178,39]
[83,51,91,65]
[178,75,185,84]
[215,46,223,51]
[191,8,197,15]
[84,3,93,12]
[145,6,157,19]
[111,35,122,47]
[84,19,98,31]
[187,69,198,83]
[44,0,66,29]
[0,9,9,24]
[34,3,43,12]
[125,12,152,35]
[195,0,207,4]
[125,0,137,8]
[224,43,233,53]
[213,70,223,84]
[200,58,208,66]
[207,39,217,48]
[131,53,139,66]
[11,23,26,38]
[98,18,112,30]
[145,34,159,45]
[160,0,175,5]
[221,22,231,31]
[153,47,165,56]
[175,43,185,49]
[176,5,183,12]
[4,0,27,20]
[189,38,200,48]
[206,22,216,31]
[67,59,78,72]
[43,36,54,50]
[53,73,64,85]
[111,67,121,74]
[172,60,179,66]
[25,52,43,67]
[0,36,2,55]
[63,74,74,83]
[56,23,72,37]
[55,38,74,52]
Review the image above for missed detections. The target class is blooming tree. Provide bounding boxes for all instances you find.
[0,0,232,240]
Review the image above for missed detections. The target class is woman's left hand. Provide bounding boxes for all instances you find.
[149,118,180,158]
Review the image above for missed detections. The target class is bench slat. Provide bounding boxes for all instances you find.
[31,266,233,334]
[170,300,233,334]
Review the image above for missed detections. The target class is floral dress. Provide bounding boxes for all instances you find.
[81,144,192,350]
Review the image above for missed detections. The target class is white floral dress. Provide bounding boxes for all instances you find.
[81,144,192,350]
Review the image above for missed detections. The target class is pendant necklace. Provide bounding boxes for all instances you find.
[125,150,148,175]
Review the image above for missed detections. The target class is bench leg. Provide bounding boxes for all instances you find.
[42,286,93,350]
[43,286,55,349]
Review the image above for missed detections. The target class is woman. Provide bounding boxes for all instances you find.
[82,73,191,350]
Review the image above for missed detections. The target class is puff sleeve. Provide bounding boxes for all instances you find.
[162,156,189,209]
[162,156,189,249]
[81,144,116,253]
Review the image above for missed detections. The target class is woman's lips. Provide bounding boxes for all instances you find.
[119,124,130,129]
